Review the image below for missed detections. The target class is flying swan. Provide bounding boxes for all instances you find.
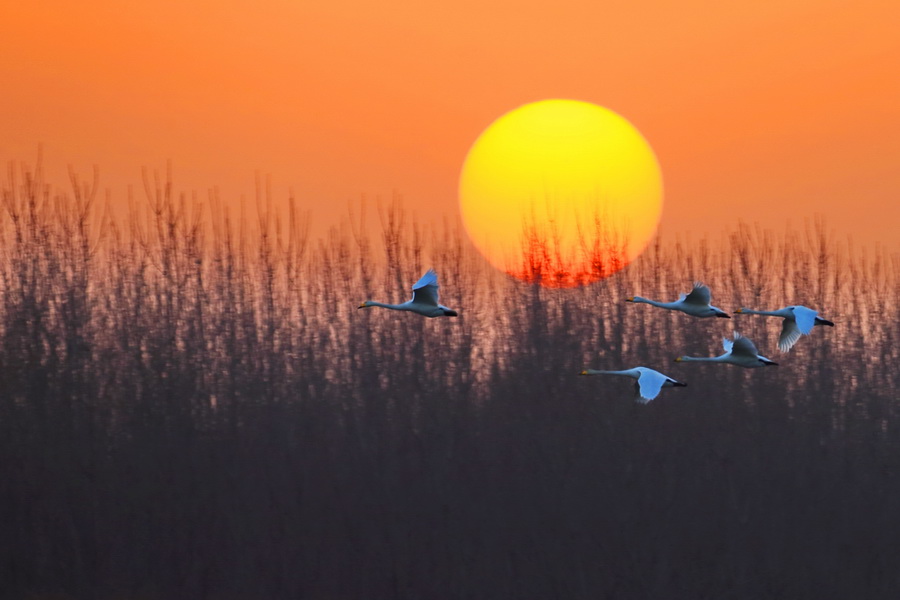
[580,366,687,404]
[626,282,731,318]
[358,268,458,317]
[675,332,777,368]
[734,305,834,352]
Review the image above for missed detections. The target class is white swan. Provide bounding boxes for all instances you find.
[358,269,458,318]
[626,282,730,318]
[675,332,777,368]
[580,366,687,404]
[734,305,834,352]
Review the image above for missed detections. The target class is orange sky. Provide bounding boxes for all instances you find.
[2,0,898,247]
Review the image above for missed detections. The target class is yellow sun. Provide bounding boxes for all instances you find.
[459,99,663,287]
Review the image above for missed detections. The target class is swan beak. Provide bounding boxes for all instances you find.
[358,303,367,309]
[674,357,683,362]
[625,297,635,302]
[579,370,589,376]
[734,308,743,313]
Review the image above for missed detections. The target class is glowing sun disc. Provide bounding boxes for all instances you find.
[458,99,663,287]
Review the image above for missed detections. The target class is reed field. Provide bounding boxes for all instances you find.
[1,165,899,599]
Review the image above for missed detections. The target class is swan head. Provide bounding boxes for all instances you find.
[579,370,590,375]
[674,357,683,362]
[358,301,372,309]
[625,296,635,302]
[734,308,744,314]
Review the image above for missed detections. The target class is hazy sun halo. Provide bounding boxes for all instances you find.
[459,99,663,287]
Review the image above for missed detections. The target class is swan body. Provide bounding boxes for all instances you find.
[359,269,458,317]
[675,332,777,368]
[734,305,834,352]
[626,282,730,318]
[580,366,687,404]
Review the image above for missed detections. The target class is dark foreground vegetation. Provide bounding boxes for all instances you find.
[1,164,899,599]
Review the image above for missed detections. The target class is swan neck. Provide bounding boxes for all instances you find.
[368,301,406,310]
[679,356,718,363]
[740,309,780,316]
[592,369,632,376]
[633,297,664,307]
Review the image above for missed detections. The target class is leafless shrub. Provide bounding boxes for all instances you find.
[0,162,898,599]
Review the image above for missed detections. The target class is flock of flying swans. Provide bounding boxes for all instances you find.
[359,273,834,404]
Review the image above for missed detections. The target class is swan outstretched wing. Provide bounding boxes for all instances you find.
[730,333,761,358]
[722,336,734,353]
[791,305,817,334]
[779,319,803,352]
[636,369,667,402]
[411,269,440,306]
[683,282,712,306]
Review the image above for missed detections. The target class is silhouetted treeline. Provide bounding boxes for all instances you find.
[1,165,899,599]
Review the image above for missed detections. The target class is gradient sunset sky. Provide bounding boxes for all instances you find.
[2,0,898,246]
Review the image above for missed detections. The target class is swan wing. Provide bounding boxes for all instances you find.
[730,333,761,358]
[722,336,734,352]
[636,369,666,402]
[779,318,802,352]
[791,305,817,334]
[411,269,440,306]
[683,282,712,306]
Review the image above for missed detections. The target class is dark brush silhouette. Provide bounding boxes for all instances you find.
[0,164,897,600]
